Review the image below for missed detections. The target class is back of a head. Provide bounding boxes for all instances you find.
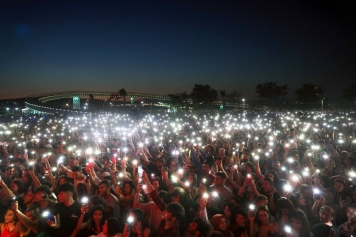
[210,231,223,237]
[107,217,120,236]
[166,202,185,220]
[71,165,82,172]
[34,185,52,196]
[99,179,111,188]
[193,218,209,237]
[58,182,75,194]
[311,223,331,237]
[233,226,248,237]
[215,171,227,180]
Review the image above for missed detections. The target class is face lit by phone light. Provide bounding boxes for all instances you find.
[346,206,356,221]
[333,181,344,193]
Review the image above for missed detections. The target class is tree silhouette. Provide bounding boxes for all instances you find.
[190,84,218,109]
[255,82,287,101]
[226,89,243,103]
[295,84,326,103]
[119,88,127,106]
[168,93,184,109]
[168,91,190,111]
[342,83,356,104]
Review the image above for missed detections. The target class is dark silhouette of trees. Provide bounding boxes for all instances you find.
[168,93,184,109]
[255,82,287,101]
[342,83,356,104]
[295,84,326,104]
[168,91,190,111]
[119,88,127,106]
[190,84,218,109]
[226,89,243,103]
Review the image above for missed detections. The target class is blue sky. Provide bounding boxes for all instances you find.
[0,0,355,100]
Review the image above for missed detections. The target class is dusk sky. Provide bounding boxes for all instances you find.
[0,0,355,100]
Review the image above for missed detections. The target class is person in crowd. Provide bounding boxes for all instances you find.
[98,180,121,220]
[122,208,150,237]
[46,183,82,237]
[210,214,233,237]
[0,208,22,237]
[70,204,106,237]
[211,171,233,210]
[249,205,279,237]
[312,223,337,237]
[287,210,313,237]
[91,217,121,237]
[1,110,356,237]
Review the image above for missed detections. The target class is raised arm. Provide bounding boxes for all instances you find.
[13,201,38,233]
[69,205,89,237]
[28,167,41,188]
[0,178,15,199]
[142,171,166,211]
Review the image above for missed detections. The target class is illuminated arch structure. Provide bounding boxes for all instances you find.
[24,91,251,115]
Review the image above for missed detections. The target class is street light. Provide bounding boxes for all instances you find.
[242,98,245,111]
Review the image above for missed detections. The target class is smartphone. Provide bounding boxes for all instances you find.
[246,174,252,185]
[138,165,143,179]
[43,212,55,222]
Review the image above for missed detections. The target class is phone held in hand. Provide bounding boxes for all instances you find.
[42,210,55,222]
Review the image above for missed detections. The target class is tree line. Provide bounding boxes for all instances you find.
[166,82,356,110]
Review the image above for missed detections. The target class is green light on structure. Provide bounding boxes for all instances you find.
[73,96,80,110]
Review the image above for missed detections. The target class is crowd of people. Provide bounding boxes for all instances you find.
[0,110,355,237]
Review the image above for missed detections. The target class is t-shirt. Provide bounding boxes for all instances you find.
[37,205,57,237]
[101,194,121,219]
[140,202,163,237]
[52,201,82,237]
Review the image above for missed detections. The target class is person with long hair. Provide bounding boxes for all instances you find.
[223,202,237,231]
[12,201,39,237]
[286,210,312,237]
[70,204,107,237]
[0,209,22,237]
[332,179,351,225]
[290,192,312,221]
[92,217,121,237]
[115,180,136,209]
[276,198,295,228]
[249,205,279,237]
